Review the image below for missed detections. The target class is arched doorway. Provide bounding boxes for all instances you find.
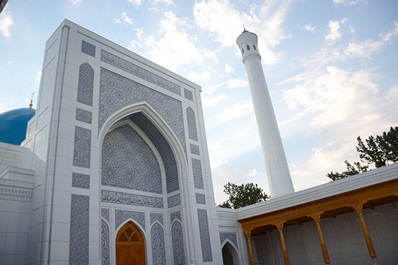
[116,221,146,265]
[222,242,239,265]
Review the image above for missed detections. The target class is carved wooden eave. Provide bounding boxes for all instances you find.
[237,163,398,235]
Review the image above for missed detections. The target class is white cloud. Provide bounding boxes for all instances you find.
[114,11,135,26]
[0,8,13,38]
[381,21,398,42]
[150,0,173,5]
[304,24,315,32]
[70,0,82,5]
[225,63,234,74]
[127,0,142,6]
[325,19,344,45]
[215,99,253,123]
[333,0,361,6]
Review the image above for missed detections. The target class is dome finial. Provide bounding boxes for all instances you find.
[29,92,34,108]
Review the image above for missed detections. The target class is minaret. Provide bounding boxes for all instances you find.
[236,29,294,197]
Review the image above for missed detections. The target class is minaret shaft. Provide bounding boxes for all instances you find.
[237,30,294,197]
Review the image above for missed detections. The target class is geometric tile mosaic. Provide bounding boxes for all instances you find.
[192,158,204,189]
[101,50,181,95]
[129,113,180,193]
[101,208,110,223]
[81,40,96,57]
[171,220,185,265]
[151,222,166,265]
[186,107,198,141]
[99,68,186,152]
[115,210,145,231]
[70,194,89,265]
[220,233,238,249]
[184,88,193,101]
[73,126,91,168]
[101,219,110,265]
[77,63,94,106]
[170,211,181,223]
[76,107,92,124]
[168,194,181,208]
[72,172,90,189]
[150,213,163,225]
[101,190,164,209]
[195,193,206,205]
[190,143,200,155]
[101,124,162,193]
[197,209,213,262]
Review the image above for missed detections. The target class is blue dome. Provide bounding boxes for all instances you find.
[0,108,35,145]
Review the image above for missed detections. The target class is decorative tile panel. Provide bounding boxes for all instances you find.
[220,233,238,249]
[168,194,181,208]
[150,213,163,225]
[171,221,185,265]
[115,210,145,231]
[197,209,213,262]
[101,208,110,223]
[195,193,206,205]
[102,190,163,209]
[102,124,162,193]
[81,40,96,57]
[76,108,92,124]
[190,144,200,155]
[101,219,110,265]
[130,113,179,193]
[184,88,193,101]
[77,63,94,106]
[186,107,198,141]
[170,211,181,223]
[151,222,166,265]
[73,126,91,168]
[72,172,90,189]
[192,158,204,189]
[99,68,186,151]
[101,50,181,95]
[0,187,32,202]
[70,194,89,265]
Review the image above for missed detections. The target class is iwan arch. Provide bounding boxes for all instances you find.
[0,20,397,265]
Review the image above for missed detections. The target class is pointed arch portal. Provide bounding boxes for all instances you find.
[116,221,146,265]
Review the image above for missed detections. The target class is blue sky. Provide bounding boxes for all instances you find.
[1,0,397,203]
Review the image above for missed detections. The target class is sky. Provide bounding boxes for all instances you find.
[0,0,397,204]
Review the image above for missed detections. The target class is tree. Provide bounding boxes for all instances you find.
[218,182,270,209]
[327,126,398,181]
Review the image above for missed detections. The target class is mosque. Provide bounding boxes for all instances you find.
[0,20,397,265]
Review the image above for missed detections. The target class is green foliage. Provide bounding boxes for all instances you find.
[218,182,270,209]
[327,126,398,181]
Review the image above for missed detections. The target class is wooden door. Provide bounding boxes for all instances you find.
[116,221,145,265]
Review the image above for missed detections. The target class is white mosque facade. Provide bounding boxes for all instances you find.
[0,20,397,265]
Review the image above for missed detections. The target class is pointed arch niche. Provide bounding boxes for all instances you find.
[100,105,185,194]
[116,221,146,265]
[222,242,240,265]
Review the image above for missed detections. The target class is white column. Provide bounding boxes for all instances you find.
[236,30,294,197]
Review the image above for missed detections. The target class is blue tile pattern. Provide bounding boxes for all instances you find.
[99,68,186,152]
[101,208,110,223]
[77,63,94,106]
[73,126,91,168]
[168,194,181,208]
[102,190,163,209]
[170,211,181,223]
[102,124,162,193]
[171,221,185,265]
[76,108,92,124]
[197,209,213,262]
[130,113,179,193]
[101,50,181,95]
[150,213,163,225]
[184,88,193,101]
[101,219,110,265]
[195,193,206,205]
[151,222,166,265]
[70,194,89,265]
[192,158,204,189]
[220,233,238,249]
[186,107,198,141]
[115,210,145,231]
[81,40,96,57]
[72,172,90,189]
[190,144,200,155]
